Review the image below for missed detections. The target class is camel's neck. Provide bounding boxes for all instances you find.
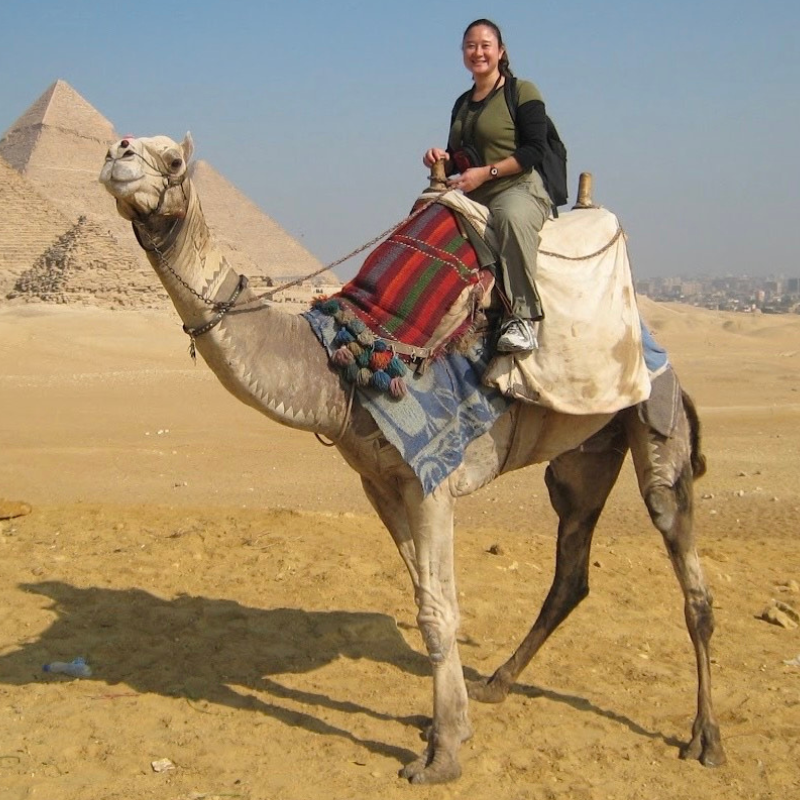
[136,183,349,437]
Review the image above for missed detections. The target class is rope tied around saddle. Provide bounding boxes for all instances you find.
[539,223,625,261]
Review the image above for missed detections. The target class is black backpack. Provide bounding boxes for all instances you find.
[503,77,569,212]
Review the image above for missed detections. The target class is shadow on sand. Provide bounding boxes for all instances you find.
[2,581,683,762]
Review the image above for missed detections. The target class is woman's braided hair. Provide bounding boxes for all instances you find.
[462,18,514,78]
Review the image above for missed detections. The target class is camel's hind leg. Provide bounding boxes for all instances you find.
[469,419,628,703]
[624,396,726,767]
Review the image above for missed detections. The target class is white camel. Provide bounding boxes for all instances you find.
[99,133,725,784]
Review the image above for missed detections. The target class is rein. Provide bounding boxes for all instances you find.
[134,163,447,356]
[182,274,249,362]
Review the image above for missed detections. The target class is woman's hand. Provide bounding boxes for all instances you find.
[447,166,490,193]
[423,148,448,168]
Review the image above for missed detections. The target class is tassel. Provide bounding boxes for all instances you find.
[347,342,364,357]
[187,336,197,363]
[331,347,355,366]
[317,298,341,315]
[371,370,391,392]
[346,319,366,336]
[356,329,375,347]
[386,356,407,378]
[369,351,392,371]
[389,377,407,398]
[333,328,355,347]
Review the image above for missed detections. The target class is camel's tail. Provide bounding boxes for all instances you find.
[682,390,707,479]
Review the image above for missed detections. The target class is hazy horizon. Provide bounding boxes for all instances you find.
[1,0,797,282]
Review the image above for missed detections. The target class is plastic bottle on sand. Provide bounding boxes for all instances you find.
[42,657,92,678]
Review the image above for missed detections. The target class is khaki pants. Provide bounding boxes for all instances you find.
[487,171,552,321]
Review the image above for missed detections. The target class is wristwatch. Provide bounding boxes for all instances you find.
[489,165,499,179]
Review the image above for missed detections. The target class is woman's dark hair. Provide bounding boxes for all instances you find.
[462,18,514,78]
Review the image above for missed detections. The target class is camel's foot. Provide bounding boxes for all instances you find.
[400,727,470,784]
[679,723,726,767]
[399,746,462,785]
[467,673,511,704]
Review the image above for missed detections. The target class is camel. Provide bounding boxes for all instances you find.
[99,133,725,784]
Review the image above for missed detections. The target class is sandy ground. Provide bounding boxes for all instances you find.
[0,299,799,800]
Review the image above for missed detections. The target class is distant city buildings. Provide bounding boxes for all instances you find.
[247,275,342,312]
[635,275,800,314]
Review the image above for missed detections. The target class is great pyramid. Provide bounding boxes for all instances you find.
[192,160,338,285]
[0,79,335,306]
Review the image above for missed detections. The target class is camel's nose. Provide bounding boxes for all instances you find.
[106,139,134,160]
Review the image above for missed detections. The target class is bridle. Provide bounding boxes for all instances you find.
[122,148,252,361]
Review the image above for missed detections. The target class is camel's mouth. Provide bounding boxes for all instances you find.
[99,157,146,196]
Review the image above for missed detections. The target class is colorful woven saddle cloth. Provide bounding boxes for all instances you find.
[311,197,494,397]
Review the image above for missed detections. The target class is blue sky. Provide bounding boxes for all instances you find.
[1,0,797,281]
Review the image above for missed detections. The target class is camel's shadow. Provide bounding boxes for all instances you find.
[4,581,431,762]
[2,581,682,760]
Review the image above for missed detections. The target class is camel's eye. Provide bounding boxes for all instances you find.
[170,158,183,171]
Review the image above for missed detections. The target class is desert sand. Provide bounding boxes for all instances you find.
[0,298,798,800]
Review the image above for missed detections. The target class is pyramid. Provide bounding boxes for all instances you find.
[0,156,73,294]
[0,79,335,308]
[0,80,122,223]
[193,160,338,285]
[8,215,167,307]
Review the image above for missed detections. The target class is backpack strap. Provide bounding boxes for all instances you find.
[503,76,519,128]
[451,88,471,122]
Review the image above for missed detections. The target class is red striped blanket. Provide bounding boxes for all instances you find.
[334,201,482,349]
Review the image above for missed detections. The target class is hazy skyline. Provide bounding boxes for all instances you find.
[1,0,797,282]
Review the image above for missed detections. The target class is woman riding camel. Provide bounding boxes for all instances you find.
[423,18,553,353]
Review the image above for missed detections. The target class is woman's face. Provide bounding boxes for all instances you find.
[461,25,504,80]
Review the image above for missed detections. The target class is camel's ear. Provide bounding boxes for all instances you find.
[180,132,194,163]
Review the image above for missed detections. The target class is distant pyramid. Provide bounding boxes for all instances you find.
[8,215,167,307]
[0,156,72,294]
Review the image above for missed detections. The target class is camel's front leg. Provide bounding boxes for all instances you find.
[361,476,419,586]
[396,480,471,784]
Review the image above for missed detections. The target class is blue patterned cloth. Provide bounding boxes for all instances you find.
[640,323,670,373]
[303,308,511,495]
[303,310,670,494]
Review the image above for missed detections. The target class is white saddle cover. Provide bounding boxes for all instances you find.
[436,191,651,414]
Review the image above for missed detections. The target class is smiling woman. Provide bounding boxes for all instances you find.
[423,18,554,355]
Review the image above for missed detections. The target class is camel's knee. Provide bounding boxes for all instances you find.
[645,485,679,533]
[686,594,716,642]
[417,605,458,665]
[644,469,692,536]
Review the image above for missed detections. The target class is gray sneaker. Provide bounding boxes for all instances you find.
[496,319,537,353]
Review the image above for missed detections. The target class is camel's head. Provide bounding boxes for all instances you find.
[99,133,194,221]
